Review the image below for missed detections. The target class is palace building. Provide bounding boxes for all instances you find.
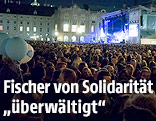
[0,0,104,42]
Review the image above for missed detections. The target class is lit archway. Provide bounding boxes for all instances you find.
[72,36,77,42]
[80,36,85,43]
[64,35,69,42]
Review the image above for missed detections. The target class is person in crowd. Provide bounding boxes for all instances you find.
[1,41,156,121]
[140,68,151,80]
[125,64,135,80]
[0,56,22,121]
[123,94,156,121]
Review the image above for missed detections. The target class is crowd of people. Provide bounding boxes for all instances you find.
[0,41,156,121]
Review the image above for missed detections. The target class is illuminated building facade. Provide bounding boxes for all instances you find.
[0,1,56,41]
[0,1,104,42]
[52,4,103,43]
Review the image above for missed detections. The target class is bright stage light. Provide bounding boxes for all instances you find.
[114,31,124,42]
[100,28,105,37]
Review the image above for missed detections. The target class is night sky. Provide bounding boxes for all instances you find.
[20,0,151,7]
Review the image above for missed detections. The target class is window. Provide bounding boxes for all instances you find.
[79,25,85,33]
[91,25,95,32]
[55,24,58,31]
[20,26,23,31]
[7,26,9,30]
[72,36,77,42]
[7,21,9,24]
[72,21,77,32]
[27,22,29,24]
[6,8,10,13]
[64,35,69,42]
[20,21,23,24]
[0,20,2,23]
[40,28,42,32]
[14,21,16,24]
[47,28,49,32]
[47,23,49,26]
[27,27,30,32]
[80,22,85,33]
[72,25,77,32]
[0,25,3,30]
[40,22,42,26]
[14,27,16,31]
[34,10,37,15]
[92,21,95,23]
[80,36,85,43]
[33,27,37,32]
[63,22,69,32]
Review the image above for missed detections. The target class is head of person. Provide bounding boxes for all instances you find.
[118,56,126,65]
[72,57,82,69]
[56,62,67,70]
[141,60,147,68]
[20,63,29,74]
[90,67,97,76]
[107,65,114,75]
[45,66,55,81]
[102,57,109,67]
[119,69,129,81]
[117,63,126,73]
[130,59,137,69]
[97,70,111,84]
[123,93,156,121]
[126,64,134,78]
[149,61,156,70]
[57,50,64,58]
[27,58,35,68]
[141,69,151,80]
[78,62,88,73]
[136,54,142,63]
[151,66,156,77]
[70,67,82,80]
[46,61,54,68]
[127,55,132,63]
[57,57,68,63]
[82,67,92,79]
[31,65,46,83]
[58,68,77,83]
[49,52,57,61]
[2,56,13,64]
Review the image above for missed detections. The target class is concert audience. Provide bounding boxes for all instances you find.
[0,41,156,121]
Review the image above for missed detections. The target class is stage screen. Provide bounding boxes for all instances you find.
[129,24,139,37]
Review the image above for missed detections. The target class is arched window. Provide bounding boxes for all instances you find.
[72,36,77,42]
[64,35,68,42]
[80,36,85,43]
